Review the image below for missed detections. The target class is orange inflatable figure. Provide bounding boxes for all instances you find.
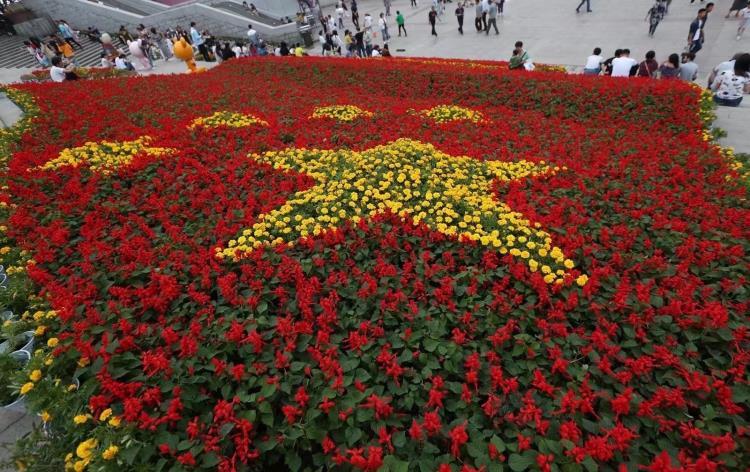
[172,38,206,73]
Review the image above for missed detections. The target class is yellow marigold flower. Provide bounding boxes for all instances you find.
[73,414,89,425]
[102,445,119,460]
[47,337,59,348]
[34,325,46,336]
[41,411,52,422]
[29,370,42,382]
[20,382,34,395]
[76,438,98,460]
[108,416,122,427]
[99,408,113,422]
[73,460,88,472]
[576,274,589,287]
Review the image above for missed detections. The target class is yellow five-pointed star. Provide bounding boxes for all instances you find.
[220,138,574,282]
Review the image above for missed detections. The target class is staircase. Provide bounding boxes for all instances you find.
[0,34,125,69]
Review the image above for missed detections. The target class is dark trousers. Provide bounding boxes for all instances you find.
[411,0,417,5]
[430,21,437,35]
[64,36,83,49]
[197,43,210,61]
[576,0,591,11]
[475,16,482,31]
[689,39,703,54]
[485,17,498,33]
[398,24,407,36]
[457,15,464,33]
[481,12,487,29]
[648,21,659,36]
[714,96,742,107]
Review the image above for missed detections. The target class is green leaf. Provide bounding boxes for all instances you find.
[384,455,409,472]
[285,452,302,471]
[202,453,221,468]
[509,452,535,471]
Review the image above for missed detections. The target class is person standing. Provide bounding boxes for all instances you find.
[247,24,260,49]
[354,28,366,57]
[190,22,210,61]
[583,47,603,75]
[379,13,390,41]
[352,0,361,29]
[396,11,407,36]
[576,0,592,13]
[687,9,707,55]
[429,7,438,36]
[455,2,465,34]
[475,1,483,32]
[364,12,373,31]
[411,0,418,7]
[637,50,659,77]
[736,2,750,39]
[485,0,499,34]
[384,0,392,16]
[679,52,699,81]
[645,1,666,37]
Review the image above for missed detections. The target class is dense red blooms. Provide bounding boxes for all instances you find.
[5,57,750,469]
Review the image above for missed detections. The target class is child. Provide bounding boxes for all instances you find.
[58,39,78,66]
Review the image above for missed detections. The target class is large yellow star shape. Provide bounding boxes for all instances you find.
[220,138,574,282]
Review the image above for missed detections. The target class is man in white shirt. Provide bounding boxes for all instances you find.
[583,47,603,75]
[611,50,638,77]
[49,56,74,82]
[364,13,373,31]
[247,24,259,47]
[336,6,345,29]
[378,13,390,41]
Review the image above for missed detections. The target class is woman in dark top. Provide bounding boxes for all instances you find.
[637,50,659,78]
[658,53,681,79]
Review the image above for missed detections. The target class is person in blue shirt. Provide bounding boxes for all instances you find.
[57,20,83,50]
[190,22,211,62]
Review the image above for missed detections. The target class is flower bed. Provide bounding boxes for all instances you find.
[20,67,137,83]
[2,57,749,471]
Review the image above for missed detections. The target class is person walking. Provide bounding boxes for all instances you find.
[646,1,667,37]
[411,0,418,6]
[637,50,659,77]
[455,2,465,34]
[336,4,345,29]
[576,0,592,13]
[396,11,407,36]
[687,9,707,54]
[481,0,489,29]
[727,0,748,18]
[737,2,750,39]
[384,0,392,16]
[475,1,483,31]
[429,7,438,36]
[485,0,499,34]
[583,47,603,75]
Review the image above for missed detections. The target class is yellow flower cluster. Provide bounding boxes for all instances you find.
[716,145,750,185]
[219,138,576,283]
[38,136,173,174]
[64,438,98,471]
[417,105,485,124]
[310,105,373,122]
[188,111,268,129]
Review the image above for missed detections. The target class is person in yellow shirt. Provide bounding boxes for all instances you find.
[58,39,79,66]
[294,44,305,56]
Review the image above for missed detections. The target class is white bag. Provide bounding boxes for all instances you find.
[523,62,535,71]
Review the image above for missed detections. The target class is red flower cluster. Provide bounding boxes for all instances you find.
[4,57,750,470]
